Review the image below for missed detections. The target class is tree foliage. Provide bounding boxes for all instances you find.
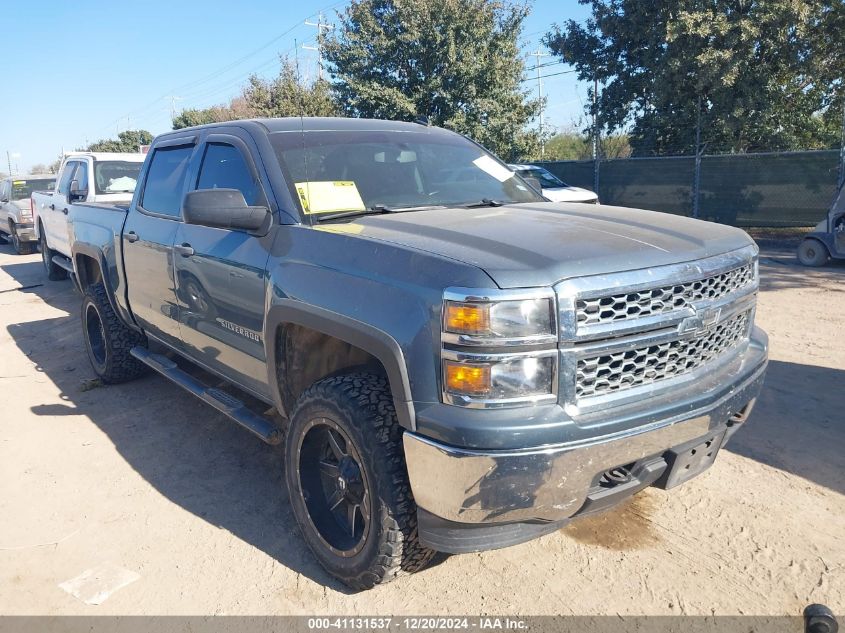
[324,0,541,160]
[543,130,631,160]
[30,163,49,174]
[85,130,154,153]
[172,58,338,130]
[546,0,845,155]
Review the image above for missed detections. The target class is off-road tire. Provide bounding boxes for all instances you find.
[285,372,435,590]
[11,226,36,255]
[81,282,147,383]
[40,226,68,280]
[797,238,829,267]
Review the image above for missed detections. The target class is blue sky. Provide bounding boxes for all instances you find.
[1,0,591,172]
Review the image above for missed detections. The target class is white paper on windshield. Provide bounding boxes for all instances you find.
[106,176,137,192]
[472,155,514,182]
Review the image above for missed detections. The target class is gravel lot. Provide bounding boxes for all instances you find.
[0,240,842,616]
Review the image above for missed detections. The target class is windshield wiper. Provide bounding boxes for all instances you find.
[315,205,398,223]
[315,204,445,223]
[463,198,506,209]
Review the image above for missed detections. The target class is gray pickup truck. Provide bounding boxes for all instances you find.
[66,117,768,590]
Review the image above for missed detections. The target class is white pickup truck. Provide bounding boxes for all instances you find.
[33,152,145,279]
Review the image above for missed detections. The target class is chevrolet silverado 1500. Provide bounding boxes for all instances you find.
[66,117,768,589]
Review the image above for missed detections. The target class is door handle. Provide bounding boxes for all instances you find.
[49,204,55,210]
[125,231,139,243]
[175,243,195,257]
[61,208,68,215]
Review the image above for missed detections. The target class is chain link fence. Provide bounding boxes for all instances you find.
[537,149,842,227]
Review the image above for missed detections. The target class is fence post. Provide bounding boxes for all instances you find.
[839,99,845,190]
[692,96,702,219]
[593,77,600,197]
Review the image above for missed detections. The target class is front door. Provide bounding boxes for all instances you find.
[123,141,197,348]
[173,135,273,398]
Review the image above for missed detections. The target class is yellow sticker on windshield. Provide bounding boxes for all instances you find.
[295,181,365,214]
[12,180,25,186]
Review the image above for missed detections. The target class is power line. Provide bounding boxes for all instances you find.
[520,68,577,83]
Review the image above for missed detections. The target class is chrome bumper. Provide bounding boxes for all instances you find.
[404,330,767,525]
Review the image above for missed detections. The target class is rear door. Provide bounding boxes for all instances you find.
[173,131,274,398]
[44,162,78,246]
[123,139,197,348]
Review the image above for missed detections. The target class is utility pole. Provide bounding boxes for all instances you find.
[592,76,600,196]
[304,12,334,81]
[529,48,550,158]
[6,151,12,176]
[167,96,183,120]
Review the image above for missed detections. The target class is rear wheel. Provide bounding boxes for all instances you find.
[81,282,147,383]
[797,238,829,267]
[40,226,68,280]
[285,373,434,590]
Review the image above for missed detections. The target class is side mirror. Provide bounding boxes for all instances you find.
[69,179,87,202]
[183,188,269,232]
[523,175,543,193]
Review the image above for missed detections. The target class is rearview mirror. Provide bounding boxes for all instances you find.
[183,188,270,232]
[69,179,87,202]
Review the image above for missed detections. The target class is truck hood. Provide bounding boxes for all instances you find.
[349,202,755,288]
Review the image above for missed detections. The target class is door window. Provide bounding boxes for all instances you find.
[74,161,89,193]
[196,143,262,206]
[141,145,194,217]
[57,162,79,195]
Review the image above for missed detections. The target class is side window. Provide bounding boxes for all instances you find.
[196,143,262,206]
[141,145,194,217]
[75,161,89,193]
[57,162,78,195]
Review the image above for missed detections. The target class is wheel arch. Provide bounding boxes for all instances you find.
[801,232,835,257]
[265,301,416,430]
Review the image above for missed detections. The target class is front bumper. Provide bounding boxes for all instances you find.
[404,327,767,552]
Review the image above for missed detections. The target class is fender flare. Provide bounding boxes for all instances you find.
[71,244,125,323]
[264,300,416,430]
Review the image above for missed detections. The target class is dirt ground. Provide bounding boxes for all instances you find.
[0,240,842,616]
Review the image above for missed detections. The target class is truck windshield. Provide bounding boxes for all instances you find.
[94,160,143,195]
[11,178,56,201]
[271,129,543,217]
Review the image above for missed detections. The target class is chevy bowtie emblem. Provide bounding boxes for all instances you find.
[677,306,722,335]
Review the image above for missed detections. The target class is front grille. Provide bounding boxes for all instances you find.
[576,263,754,327]
[575,310,751,399]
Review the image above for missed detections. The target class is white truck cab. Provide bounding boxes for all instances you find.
[33,152,145,269]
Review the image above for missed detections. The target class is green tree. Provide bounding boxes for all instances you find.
[86,130,154,153]
[30,163,49,174]
[546,0,844,155]
[172,98,253,130]
[324,0,541,160]
[242,58,339,118]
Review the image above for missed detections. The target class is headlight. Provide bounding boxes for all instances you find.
[443,297,555,342]
[443,354,556,403]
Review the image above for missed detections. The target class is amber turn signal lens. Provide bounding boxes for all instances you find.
[444,302,490,334]
[444,361,491,396]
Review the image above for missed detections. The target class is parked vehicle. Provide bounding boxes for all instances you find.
[508,164,599,203]
[797,181,845,266]
[32,152,144,279]
[0,175,57,254]
[67,118,768,590]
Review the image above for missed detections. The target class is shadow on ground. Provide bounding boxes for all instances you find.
[2,259,361,594]
[727,359,845,495]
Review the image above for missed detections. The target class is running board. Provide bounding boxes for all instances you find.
[130,346,282,445]
[51,254,74,273]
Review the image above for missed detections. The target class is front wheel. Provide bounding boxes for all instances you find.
[81,282,147,383]
[797,238,829,267]
[40,227,68,280]
[285,373,434,590]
